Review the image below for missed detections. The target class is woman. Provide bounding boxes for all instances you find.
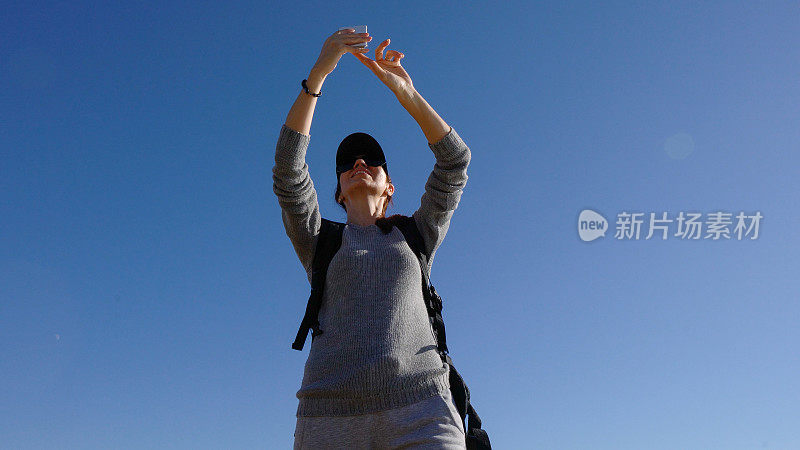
[273,28,471,449]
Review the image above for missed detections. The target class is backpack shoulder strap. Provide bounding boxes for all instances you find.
[394,214,430,258]
[396,215,492,449]
[395,215,449,355]
[291,217,345,351]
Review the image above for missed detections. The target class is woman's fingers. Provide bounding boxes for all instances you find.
[373,39,404,64]
[340,35,371,42]
[339,35,372,49]
[345,45,371,54]
[353,52,384,79]
[351,37,405,68]
[385,50,404,63]
[374,38,391,60]
[339,32,369,38]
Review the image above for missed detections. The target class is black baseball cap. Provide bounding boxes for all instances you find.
[336,132,388,176]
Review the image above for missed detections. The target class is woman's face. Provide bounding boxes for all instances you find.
[338,158,393,205]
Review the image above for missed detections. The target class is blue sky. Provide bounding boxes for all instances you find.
[1,1,798,448]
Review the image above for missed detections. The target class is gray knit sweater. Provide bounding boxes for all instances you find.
[273,123,471,417]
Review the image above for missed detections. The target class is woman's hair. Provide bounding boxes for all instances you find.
[335,167,394,218]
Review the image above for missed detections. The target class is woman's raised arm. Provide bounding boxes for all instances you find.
[353,37,470,272]
[285,29,372,135]
[274,29,372,282]
[352,37,451,144]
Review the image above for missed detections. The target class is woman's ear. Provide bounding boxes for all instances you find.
[386,183,394,196]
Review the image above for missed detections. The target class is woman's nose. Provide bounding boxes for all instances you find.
[353,159,367,169]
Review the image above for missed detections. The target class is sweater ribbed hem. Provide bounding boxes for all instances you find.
[296,366,450,417]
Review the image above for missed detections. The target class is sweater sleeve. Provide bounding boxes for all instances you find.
[411,126,471,275]
[272,124,321,285]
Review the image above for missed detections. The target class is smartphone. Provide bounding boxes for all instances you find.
[339,25,368,48]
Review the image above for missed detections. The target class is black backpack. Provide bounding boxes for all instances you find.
[292,215,491,450]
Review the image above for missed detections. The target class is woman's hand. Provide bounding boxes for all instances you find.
[352,38,414,96]
[311,28,372,76]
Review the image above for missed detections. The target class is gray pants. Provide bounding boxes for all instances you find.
[293,389,466,449]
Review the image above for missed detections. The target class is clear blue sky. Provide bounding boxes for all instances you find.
[2,1,798,448]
